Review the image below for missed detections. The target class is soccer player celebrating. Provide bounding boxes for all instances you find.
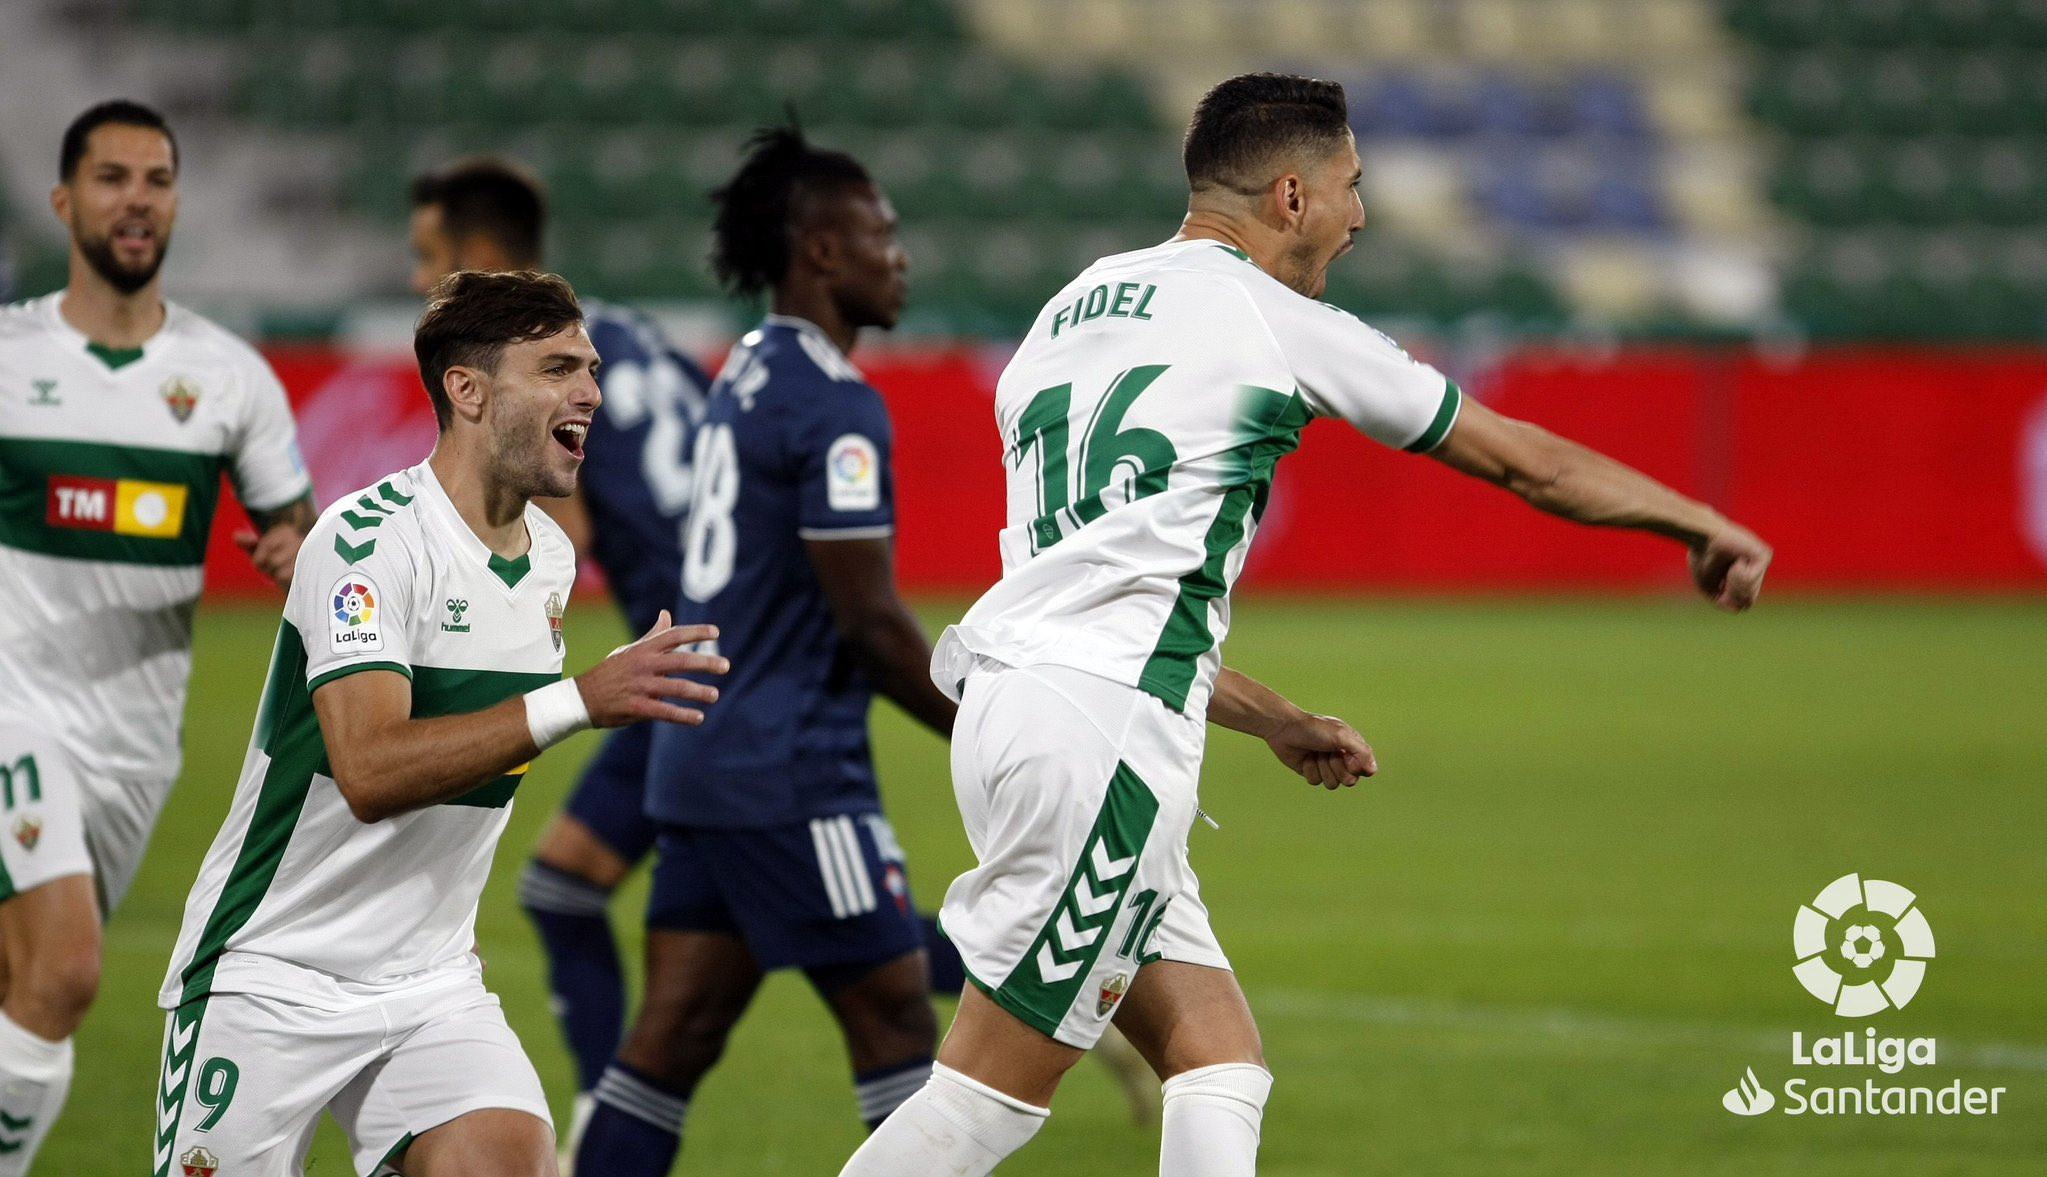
[841,74,1773,1176]
[0,100,314,1173]
[154,271,725,1177]
[406,156,714,1150]
[573,127,952,1172]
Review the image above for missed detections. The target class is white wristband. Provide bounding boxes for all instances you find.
[524,679,591,750]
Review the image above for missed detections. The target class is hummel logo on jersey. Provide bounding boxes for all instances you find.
[161,376,200,423]
[442,597,471,633]
[28,379,59,405]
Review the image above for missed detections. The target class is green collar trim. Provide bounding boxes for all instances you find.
[487,551,531,589]
[1216,245,1252,263]
[85,342,145,371]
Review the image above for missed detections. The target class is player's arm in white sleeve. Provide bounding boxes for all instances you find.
[292,516,729,822]
[227,351,317,589]
[1427,396,1772,612]
[1207,666,1376,791]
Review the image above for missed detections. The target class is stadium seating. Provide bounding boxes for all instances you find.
[1729,0,2047,338]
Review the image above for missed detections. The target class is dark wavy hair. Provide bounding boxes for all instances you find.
[414,270,582,430]
[708,124,871,299]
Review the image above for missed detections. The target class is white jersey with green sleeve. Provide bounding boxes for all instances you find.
[159,460,574,1012]
[0,292,309,783]
[933,240,1461,717]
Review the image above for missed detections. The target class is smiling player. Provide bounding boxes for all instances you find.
[153,271,725,1177]
[0,100,313,1175]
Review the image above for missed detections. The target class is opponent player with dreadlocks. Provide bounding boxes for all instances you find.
[571,126,950,1172]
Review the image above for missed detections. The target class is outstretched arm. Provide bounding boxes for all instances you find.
[1210,667,1376,790]
[1428,396,1772,611]
[316,613,727,822]
[808,537,958,738]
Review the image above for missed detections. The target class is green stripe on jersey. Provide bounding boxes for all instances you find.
[0,436,223,566]
[1404,379,1463,454]
[412,664,559,808]
[177,622,324,1004]
[1137,385,1311,712]
[979,761,1160,1038]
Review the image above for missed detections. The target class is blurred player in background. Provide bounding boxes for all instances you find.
[406,156,714,1151]
[573,126,955,1173]
[154,270,727,1177]
[842,73,1773,1176]
[0,99,313,1174]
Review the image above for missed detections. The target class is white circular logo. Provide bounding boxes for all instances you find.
[132,490,168,529]
[1793,874,1935,1017]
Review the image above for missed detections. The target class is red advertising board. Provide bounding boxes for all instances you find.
[200,345,2047,599]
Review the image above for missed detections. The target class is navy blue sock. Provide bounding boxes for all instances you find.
[576,1062,690,1176]
[919,912,966,994]
[854,1057,933,1131]
[517,860,625,1092]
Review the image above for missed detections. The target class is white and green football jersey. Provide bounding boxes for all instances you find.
[160,461,574,1011]
[934,240,1462,717]
[0,293,309,783]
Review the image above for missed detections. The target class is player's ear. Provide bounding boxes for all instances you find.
[442,365,488,423]
[796,222,840,275]
[49,181,70,225]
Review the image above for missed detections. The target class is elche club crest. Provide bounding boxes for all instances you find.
[1097,971,1129,1018]
[179,1145,219,1176]
[545,591,565,651]
[160,376,200,424]
[13,817,40,852]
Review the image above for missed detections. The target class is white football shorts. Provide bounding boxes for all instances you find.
[153,979,551,1177]
[938,658,1230,1049]
[0,717,167,914]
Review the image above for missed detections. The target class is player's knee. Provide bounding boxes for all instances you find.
[16,943,100,1031]
[1161,1062,1273,1113]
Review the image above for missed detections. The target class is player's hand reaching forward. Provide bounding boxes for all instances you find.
[1265,711,1378,790]
[1689,524,1772,612]
[574,611,728,727]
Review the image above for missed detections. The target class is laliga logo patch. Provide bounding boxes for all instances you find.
[329,573,384,654]
[826,433,880,512]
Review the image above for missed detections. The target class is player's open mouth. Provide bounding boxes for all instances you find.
[552,420,587,459]
[114,222,156,254]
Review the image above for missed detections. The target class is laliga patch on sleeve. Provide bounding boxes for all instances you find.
[328,572,385,654]
[825,433,881,512]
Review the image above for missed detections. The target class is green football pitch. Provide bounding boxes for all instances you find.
[49,596,2047,1175]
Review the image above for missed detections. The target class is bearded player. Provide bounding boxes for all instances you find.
[0,100,314,1174]
[154,271,725,1177]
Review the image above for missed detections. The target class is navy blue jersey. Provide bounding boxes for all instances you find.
[579,300,712,633]
[647,316,897,828]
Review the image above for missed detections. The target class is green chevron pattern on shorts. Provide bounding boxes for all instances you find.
[151,998,209,1177]
[976,761,1159,1038]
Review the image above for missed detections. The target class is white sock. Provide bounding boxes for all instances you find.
[0,1011,72,1177]
[1159,1063,1272,1177]
[839,1062,1048,1176]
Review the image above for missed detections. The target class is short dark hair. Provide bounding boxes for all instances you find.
[61,100,178,182]
[413,270,583,430]
[410,156,547,267]
[709,124,872,299]
[1183,74,1351,196]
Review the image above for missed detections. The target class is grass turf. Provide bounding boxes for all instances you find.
[50,596,2047,1175]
